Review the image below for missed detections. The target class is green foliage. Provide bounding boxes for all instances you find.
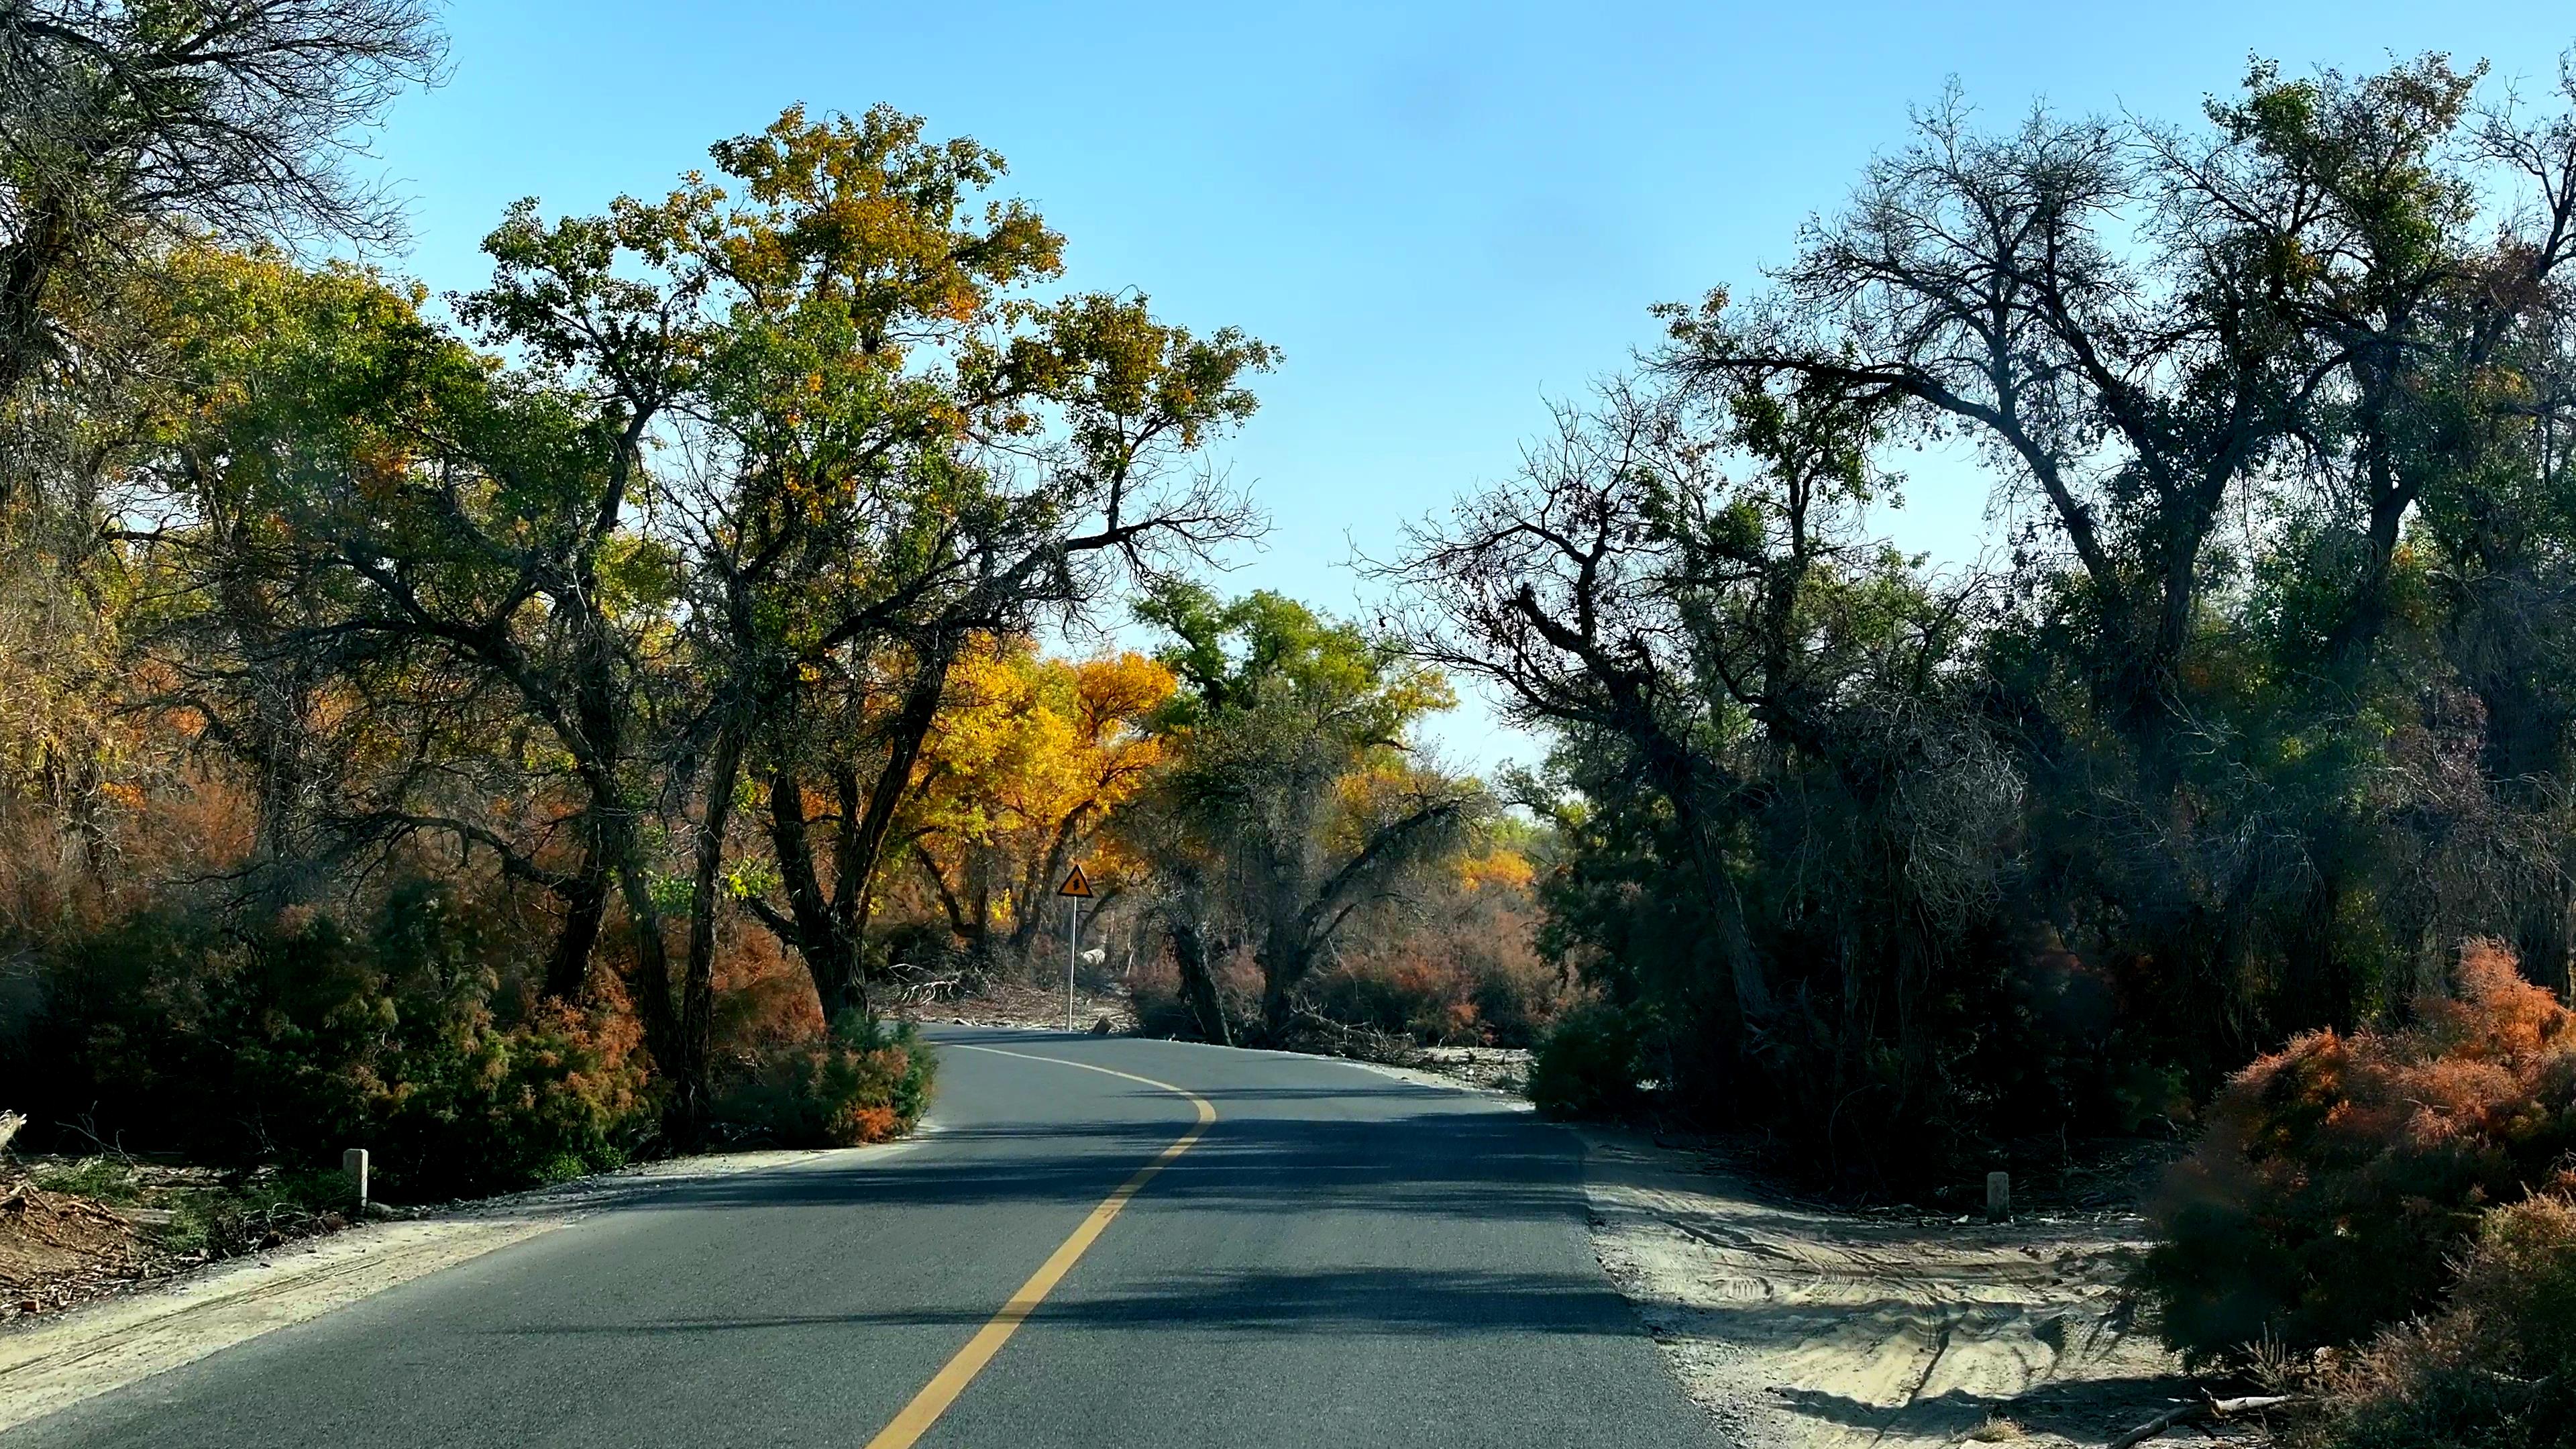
[0,62,1284,1193]
[0,0,443,405]
[2137,943,2576,1364]
[1127,584,1487,1041]
[1387,52,2576,1201]
[707,1012,937,1148]
[1138,582,1450,735]
[161,1168,360,1258]
[1395,369,2132,1181]
[13,876,655,1201]
[28,1157,148,1204]
[1528,1002,1646,1118]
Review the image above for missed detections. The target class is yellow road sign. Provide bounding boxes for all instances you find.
[1057,864,1094,899]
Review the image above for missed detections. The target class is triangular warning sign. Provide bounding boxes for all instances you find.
[1057,863,1094,898]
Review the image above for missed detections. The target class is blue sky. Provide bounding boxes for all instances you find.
[360,1,2576,769]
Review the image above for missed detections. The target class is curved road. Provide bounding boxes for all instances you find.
[12,1030,1717,1447]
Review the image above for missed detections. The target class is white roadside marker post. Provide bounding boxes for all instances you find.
[343,1147,369,1210]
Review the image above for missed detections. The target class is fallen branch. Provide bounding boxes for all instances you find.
[1282,1008,1422,1067]
[0,1181,140,1246]
[2108,1394,2299,1449]
[891,976,963,1005]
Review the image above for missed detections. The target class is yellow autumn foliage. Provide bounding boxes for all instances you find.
[906,638,1174,939]
[1456,847,1536,893]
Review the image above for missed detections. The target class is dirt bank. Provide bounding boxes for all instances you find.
[912,977,1137,1032]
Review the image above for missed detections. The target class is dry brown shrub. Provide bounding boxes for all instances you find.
[710,922,824,1057]
[2293,1193,2576,1449]
[1309,885,1566,1046]
[1129,945,1262,1040]
[2139,940,2576,1364]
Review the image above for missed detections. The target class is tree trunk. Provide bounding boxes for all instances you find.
[609,821,679,1077]
[761,636,961,1020]
[672,710,750,1140]
[1169,918,1232,1045]
[1256,932,1309,1046]
[766,765,865,1020]
[827,636,959,1006]
[544,841,610,1000]
[1258,975,1294,1046]
[0,201,68,403]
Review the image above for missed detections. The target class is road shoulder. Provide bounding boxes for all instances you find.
[1579,1129,2208,1448]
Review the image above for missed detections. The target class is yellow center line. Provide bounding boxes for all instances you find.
[861,1044,1217,1449]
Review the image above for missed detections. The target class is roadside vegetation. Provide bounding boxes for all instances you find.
[0,0,1256,1210]
[25,1157,356,1261]
[1412,46,2576,1444]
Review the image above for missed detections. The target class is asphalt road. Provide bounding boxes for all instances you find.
[11,1029,1717,1448]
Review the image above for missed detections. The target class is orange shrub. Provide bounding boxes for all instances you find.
[15,873,656,1198]
[1309,955,1482,1043]
[709,922,825,1056]
[2139,941,2576,1364]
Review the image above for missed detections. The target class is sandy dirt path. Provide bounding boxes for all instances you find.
[1581,1130,2206,1448]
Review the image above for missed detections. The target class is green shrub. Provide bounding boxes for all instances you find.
[2137,941,2576,1365]
[359,998,655,1198]
[708,1012,936,1147]
[1529,1001,1644,1117]
[13,875,656,1200]
[32,1158,358,1256]
[2295,1193,2576,1449]
[29,1156,148,1203]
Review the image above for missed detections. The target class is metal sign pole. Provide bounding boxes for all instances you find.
[1055,863,1092,1035]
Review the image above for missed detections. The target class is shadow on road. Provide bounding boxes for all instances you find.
[492,1265,1635,1340]
[634,1108,1580,1228]
[603,1032,1580,1234]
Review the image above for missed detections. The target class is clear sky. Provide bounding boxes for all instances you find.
[358,1,2576,771]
